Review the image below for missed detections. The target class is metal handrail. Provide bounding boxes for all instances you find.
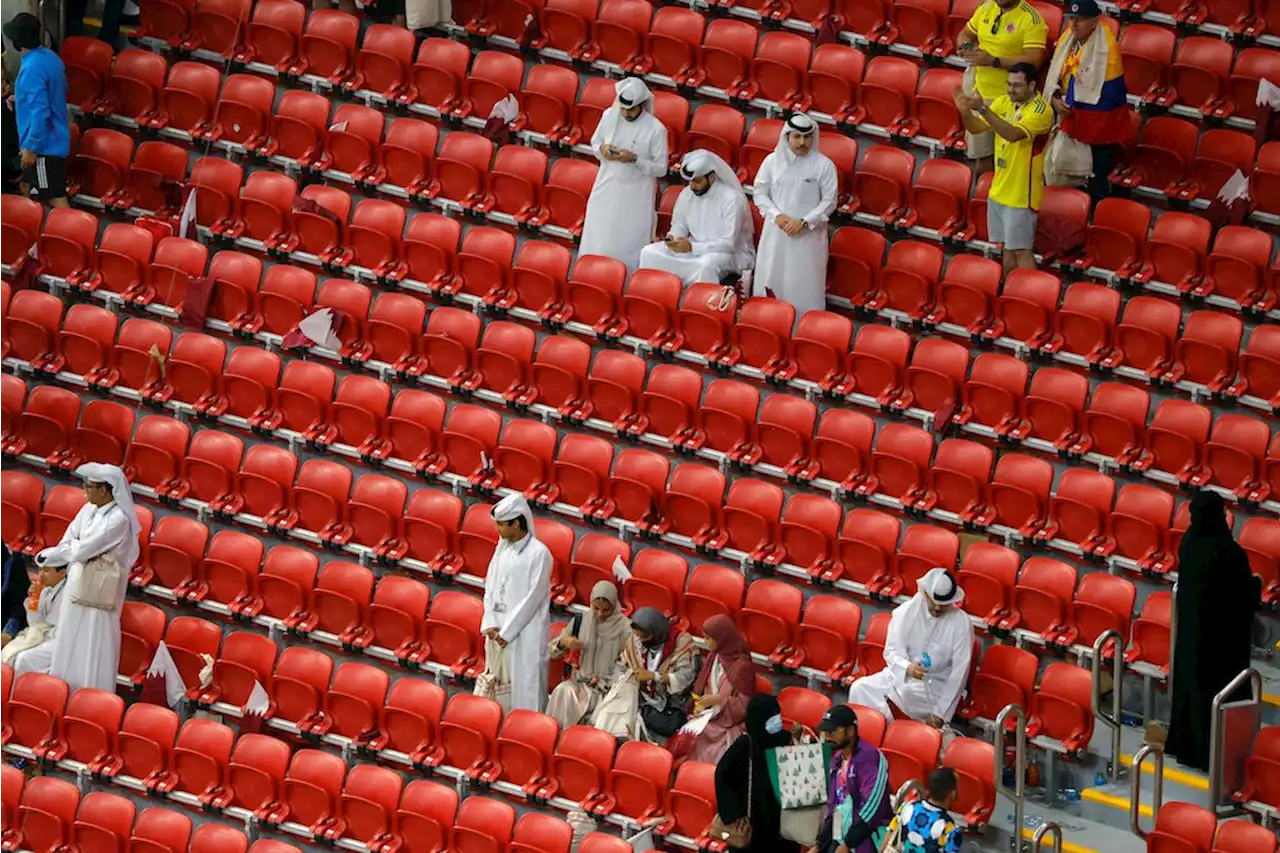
[1032,822,1063,853]
[1208,667,1263,807]
[1089,629,1124,782]
[1129,744,1164,839]
[995,704,1028,850]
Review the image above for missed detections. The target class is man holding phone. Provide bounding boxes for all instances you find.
[955,0,1048,175]
[637,149,755,288]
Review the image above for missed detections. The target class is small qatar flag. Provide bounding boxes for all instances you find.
[140,641,187,708]
[240,680,271,735]
[177,186,199,240]
[611,555,632,584]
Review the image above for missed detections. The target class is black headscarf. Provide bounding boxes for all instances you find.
[1166,491,1260,771]
[714,695,792,850]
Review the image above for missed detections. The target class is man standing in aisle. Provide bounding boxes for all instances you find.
[1043,0,1129,204]
[953,64,1054,276]
[638,149,755,288]
[578,78,670,276]
[3,13,68,207]
[481,494,552,712]
[751,113,838,320]
[956,0,1049,175]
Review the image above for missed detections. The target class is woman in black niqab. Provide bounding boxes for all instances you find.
[713,693,798,853]
[1165,491,1261,772]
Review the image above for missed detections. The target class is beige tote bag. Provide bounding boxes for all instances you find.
[71,553,123,612]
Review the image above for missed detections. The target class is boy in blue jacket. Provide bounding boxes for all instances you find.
[3,13,69,206]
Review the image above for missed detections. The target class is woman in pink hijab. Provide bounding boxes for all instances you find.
[675,614,757,766]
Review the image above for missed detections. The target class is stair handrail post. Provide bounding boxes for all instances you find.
[1207,667,1262,808]
[1089,628,1124,782]
[1031,822,1063,853]
[1129,743,1164,839]
[994,703,1028,851]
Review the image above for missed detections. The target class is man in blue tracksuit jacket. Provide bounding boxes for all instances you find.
[3,13,69,206]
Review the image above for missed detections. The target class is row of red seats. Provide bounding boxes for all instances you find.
[67,34,1270,222]
[9,170,1280,418]
[1120,27,1279,118]
[1,772,300,853]
[1145,804,1276,853]
[67,31,965,159]
[1,648,1000,829]
[1,678,637,853]
[0,451,1195,687]
[11,199,1278,450]
[6,266,1278,520]
[10,176,1280,394]
[59,126,1280,358]
[830,239,1277,402]
[5,297,1279,590]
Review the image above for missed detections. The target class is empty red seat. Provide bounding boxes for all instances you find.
[300,9,359,82]
[1126,590,1172,672]
[1174,310,1242,388]
[1205,226,1272,306]
[1003,557,1076,640]
[861,56,918,128]
[880,721,941,792]
[104,49,169,121]
[956,541,1019,624]
[1148,803,1217,853]
[739,578,803,656]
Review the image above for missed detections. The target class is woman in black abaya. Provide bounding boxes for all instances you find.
[1165,491,1261,772]
[713,693,798,853]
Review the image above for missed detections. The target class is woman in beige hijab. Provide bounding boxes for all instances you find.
[545,581,633,727]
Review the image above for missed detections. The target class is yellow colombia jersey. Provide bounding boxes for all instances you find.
[981,94,1054,211]
[967,1,1050,101]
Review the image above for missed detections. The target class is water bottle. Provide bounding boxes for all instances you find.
[1094,772,1107,787]
[921,652,932,671]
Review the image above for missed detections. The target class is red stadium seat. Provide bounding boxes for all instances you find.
[740,578,803,656]
[1126,591,1172,672]
[956,541,1019,624]
[683,563,746,635]
[104,49,169,121]
[647,7,706,80]
[1002,557,1076,640]
[1147,803,1216,853]
[701,19,757,91]
[300,9,359,82]
[880,721,941,792]
[1205,226,1272,306]
[244,0,305,68]
[62,36,116,108]
[901,336,967,414]
[861,57,918,128]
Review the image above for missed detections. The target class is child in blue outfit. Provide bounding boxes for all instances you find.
[887,768,965,853]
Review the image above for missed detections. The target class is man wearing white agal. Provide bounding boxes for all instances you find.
[638,149,755,287]
[577,77,670,276]
[36,463,140,693]
[481,493,553,712]
[751,113,838,319]
[847,568,974,728]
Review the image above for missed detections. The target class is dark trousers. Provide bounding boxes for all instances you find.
[64,0,126,50]
[1088,143,1115,207]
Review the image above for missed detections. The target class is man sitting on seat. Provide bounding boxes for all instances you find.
[847,569,973,728]
[638,149,755,288]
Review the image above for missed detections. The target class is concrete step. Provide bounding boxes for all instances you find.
[979,793,1147,853]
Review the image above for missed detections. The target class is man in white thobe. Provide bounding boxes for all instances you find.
[751,113,838,319]
[638,149,755,287]
[38,463,140,694]
[578,77,670,276]
[1,561,67,675]
[848,568,974,728]
[481,493,552,713]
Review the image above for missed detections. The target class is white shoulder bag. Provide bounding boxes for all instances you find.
[71,553,123,611]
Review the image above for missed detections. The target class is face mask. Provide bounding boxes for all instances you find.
[764,714,784,735]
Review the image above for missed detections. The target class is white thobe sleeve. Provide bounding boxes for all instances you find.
[41,507,129,568]
[802,159,839,230]
[932,623,974,722]
[753,154,782,223]
[882,604,913,686]
[633,124,669,180]
[481,559,501,633]
[589,119,610,164]
[498,546,551,644]
[35,507,88,568]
